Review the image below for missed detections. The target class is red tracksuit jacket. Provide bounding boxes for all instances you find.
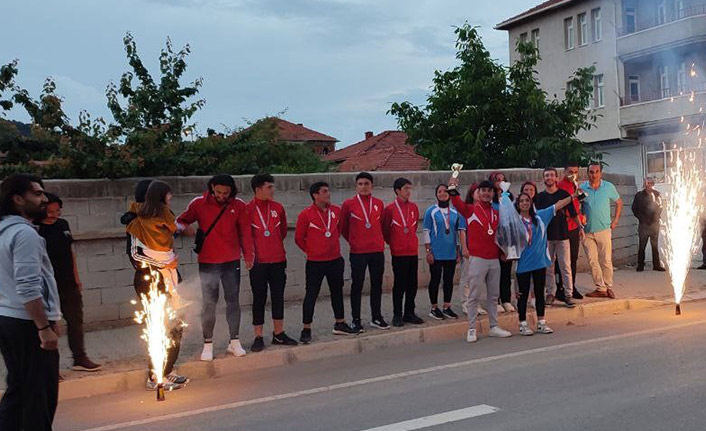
[295,203,342,262]
[382,198,419,257]
[451,195,500,260]
[340,194,385,254]
[246,198,287,264]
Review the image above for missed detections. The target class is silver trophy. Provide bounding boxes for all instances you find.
[568,173,586,201]
[447,163,463,196]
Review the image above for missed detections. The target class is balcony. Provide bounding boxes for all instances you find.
[621,81,706,106]
[616,7,706,59]
[619,85,706,128]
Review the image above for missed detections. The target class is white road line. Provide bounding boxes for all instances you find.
[78,319,705,431]
[360,405,500,431]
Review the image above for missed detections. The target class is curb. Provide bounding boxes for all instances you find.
[52,298,668,401]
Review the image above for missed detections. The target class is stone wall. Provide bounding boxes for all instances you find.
[41,169,638,326]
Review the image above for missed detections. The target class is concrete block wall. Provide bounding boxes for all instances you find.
[42,169,638,326]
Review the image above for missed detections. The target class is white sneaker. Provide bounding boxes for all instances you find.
[477,306,488,316]
[226,339,247,357]
[466,329,478,343]
[200,342,214,361]
[502,302,516,313]
[537,320,554,334]
[488,325,512,338]
[497,304,505,314]
[519,321,534,336]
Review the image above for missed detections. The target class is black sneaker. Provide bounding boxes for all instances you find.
[563,297,576,308]
[429,308,445,320]
[272,332,298,346]
[403,314,424,325]
[555,289,567,302]
[333,322,359,335]
[392,315,404,327]
[351,319,365,334]
[251,336,265,352]
[299,328,312,344]
[572,289,584,300]
[71,356,102,372]
[371,317,390,330]
[442,307,459,319]
[636,266,644,272]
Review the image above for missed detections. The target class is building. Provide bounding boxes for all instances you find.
[496,0,706,184]
[245,117,338,156]
[325,130,430,172]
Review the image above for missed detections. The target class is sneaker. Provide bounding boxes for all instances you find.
[371,317,390,330]
[501,302,516,313]
[392,315,404,327]
[71,356,102,372]
[496,304,505,314]
[636,266,644,272]
[429,308,445,320]
[200,342,214,361]
[555,289,567,302]
[572,289,584,300]
[545,294,555,305]
[333,322,359,335]
[606,288,616,299]
[442,307,459,319]
[299,328,312,344]
[519,321,534,336]
[226,339,247,357]
[563,296,576,308]
[477,306,488,316]
[251,336,265,352]
[585,289,609,298]
[488,326,512,338]
[272,332,298,346]
[166,371,189,385]
[466,329,478,343]
[537,320,554,334]
[146,379,185,391]
[351,319,365,333]
[403,314,425,325]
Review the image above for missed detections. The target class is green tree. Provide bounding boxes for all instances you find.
[0,60,18,113]
[389,24,600,170]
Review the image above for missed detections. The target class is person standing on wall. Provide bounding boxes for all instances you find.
[340,172,388,332]
[631,177,665,272]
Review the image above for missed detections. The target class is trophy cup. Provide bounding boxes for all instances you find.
[447,163,463,196]
[568,173,586,201]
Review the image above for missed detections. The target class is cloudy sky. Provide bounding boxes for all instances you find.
[2,0,536,147]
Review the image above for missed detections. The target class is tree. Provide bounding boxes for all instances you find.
[389,24,601,170]
[0,60,18,113]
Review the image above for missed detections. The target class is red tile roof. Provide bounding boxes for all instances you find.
[264,117,338,143]
[326,131,430,172]
[495,0,577,30]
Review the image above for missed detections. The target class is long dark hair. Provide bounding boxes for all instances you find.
[514,192,537,226]
[0,173,44,217]
[139,180,171,218]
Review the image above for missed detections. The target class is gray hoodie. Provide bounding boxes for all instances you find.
[0,215,61,321]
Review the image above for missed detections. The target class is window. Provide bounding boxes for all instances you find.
[675,0,685,19]
[531,28,540,52]
[564,17,574,49]
[591,8,602,41]
[593,74,605,107]
[659,65,670,98]
[657,0,667,24]
[629,75,640,102]
[678,62,687,93]
[578,13,588,45]
[519,32,528,44]
[626,7,636,33]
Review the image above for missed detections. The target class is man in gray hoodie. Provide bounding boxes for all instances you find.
[0,173,61,431]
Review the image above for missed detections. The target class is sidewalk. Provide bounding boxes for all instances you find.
[2,265,705,397]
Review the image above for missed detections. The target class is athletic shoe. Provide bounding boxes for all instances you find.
[392,315,404,327]
[351,319,366,334]
[200,342,214,361]
[429,308,445,320]
[488,326,512,338]
[501,302,516,313]
[585,289,608,298]
[371,317,390,330]
[146,379,185,391]
[226,339,247,357]
[477,306,488,315]
[466,329,478,343]
[545,294,555,305]
[572,289,584,300]
[251,336,265,352]
[442,307,459,319]
[563,296,576,308]
[403,314,425,325]
[519,321,534,336]
[537,320,554,334]
[496,304,505,314]
[555,289,567,302]
[606,288,616,299]
[333,322,359,335]
[272,332,298,346]
[636,266,644,272]
[166,371,189,385]
[72,356,102,372]
[299,328,312,344]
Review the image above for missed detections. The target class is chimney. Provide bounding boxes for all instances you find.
[365,131,374,139]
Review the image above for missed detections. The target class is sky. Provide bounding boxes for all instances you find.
[2,0,537,148]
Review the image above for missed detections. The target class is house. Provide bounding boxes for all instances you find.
[325,130,430,172]
[254,117,338,156]
[496,0,706,184]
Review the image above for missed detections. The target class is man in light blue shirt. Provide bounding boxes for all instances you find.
[580,163,623,299]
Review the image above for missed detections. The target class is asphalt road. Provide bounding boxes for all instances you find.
[55,301,706,431]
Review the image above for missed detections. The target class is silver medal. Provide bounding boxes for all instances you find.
[404,227,409,233]
[325,231,332,238]
[365,223,372,229]
[487,228,494,235]
[264,230,271,237]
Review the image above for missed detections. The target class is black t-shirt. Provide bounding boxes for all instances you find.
[37,218,76,287]
[534,189,577,241]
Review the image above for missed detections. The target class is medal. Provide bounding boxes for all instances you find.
[365,222,372,229]
[478,204,495,236]
[264,230,271,237]
[488,228,494,235]
[317,206,333,239]
[404,227,409,233]
[395,199,411,235]
[325,231,332,238]
[357,194,374,230]
[256,201,271,238]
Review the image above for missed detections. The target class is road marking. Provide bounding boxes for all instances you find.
[360,404,500,431]
[78,318,705,431]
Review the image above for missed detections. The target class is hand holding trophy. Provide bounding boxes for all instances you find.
[568,172,587,201]
[447,163,463,197]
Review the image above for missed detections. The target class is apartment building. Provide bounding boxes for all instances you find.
[497,0,706,184]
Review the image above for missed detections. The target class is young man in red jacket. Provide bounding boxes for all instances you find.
[449,179,512,343]
[177,175,254,361]
[382,177,424,327]
[295,182,358,344]
[247,174,298,352]
[340,172,388,332]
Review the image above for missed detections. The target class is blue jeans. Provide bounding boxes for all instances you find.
[199,261,241,340]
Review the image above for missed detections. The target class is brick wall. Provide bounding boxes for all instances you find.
[41,169,638,326]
